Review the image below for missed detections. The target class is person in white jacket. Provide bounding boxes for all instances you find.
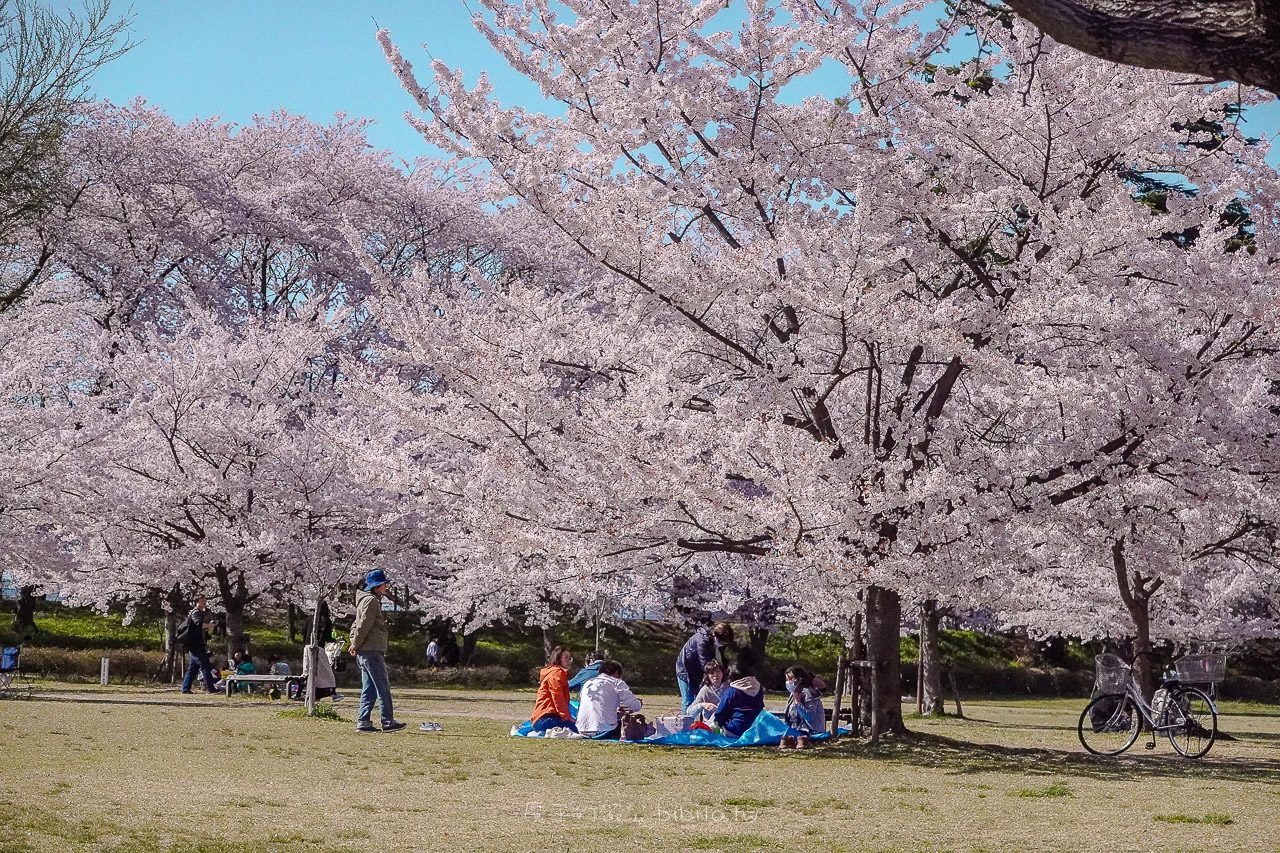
[576,660,642,739]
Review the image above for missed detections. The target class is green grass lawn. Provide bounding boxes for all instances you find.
[2,686,1278,852]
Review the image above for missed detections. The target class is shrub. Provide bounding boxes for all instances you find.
[398,665,515,687]
[19,647,165,682]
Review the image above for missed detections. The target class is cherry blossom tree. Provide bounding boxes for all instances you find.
[1,103,509,647]
[379,0,1280,732]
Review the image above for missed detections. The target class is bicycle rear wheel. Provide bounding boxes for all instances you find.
[1078,694,1141,755]
[1165,686,1217,759]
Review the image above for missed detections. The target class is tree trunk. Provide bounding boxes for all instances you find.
[1113,537,1161,700]
[459,632,477,666]
[14,585,39,638]
[154,583,185,683]
[214,566,249,661]
[1130,599,1155,700]
[748,626,770,665]
[865,585,907,736]
[158,609,178,683]
[830,650,847,738]
[287,603,297,644]
[541,625,558,663]
[919,600,944,716]
[306,594,322,716]
[851,609,866,735]
[1001,0,1280,95]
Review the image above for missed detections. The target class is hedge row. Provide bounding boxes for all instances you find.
[900,664,1097,697]
[19,647,165,682]
[13,648,519,689]
[17,647,1280,702]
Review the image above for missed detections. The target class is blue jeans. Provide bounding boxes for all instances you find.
[182,650,217,692]
[677,676,695,711]
[531,714,576,733]
[356,651,394,724]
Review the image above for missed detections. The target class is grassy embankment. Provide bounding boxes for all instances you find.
[0,602,1105,696]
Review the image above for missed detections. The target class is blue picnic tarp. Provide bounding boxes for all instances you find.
[513,710,838,747]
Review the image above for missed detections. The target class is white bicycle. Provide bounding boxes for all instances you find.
[1077,653,1221,759]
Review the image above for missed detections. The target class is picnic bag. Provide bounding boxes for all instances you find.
[619,710,652,741]
[653,714,694,737]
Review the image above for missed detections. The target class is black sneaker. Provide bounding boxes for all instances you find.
[355,722,378,733]
[381,720,407,733]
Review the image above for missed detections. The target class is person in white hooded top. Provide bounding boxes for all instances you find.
[576,660,642,739]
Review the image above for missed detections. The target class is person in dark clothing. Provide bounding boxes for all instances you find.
[180,596,219,694]
[713,662,765,738]
[676,622,734,710]
[308,599,333,645]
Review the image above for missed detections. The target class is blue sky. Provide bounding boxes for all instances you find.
[83,1,528,163]
[82,1,1279,166]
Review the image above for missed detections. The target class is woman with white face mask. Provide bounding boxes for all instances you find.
[781,666,825,748]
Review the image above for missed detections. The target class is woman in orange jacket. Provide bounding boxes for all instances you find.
[531,646,577,733]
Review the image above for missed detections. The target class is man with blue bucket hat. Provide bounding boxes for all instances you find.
[349,569,405,733]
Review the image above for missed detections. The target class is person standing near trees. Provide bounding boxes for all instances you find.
[349,570,406,733]
[179,595,218,694]
[676,622,733,711]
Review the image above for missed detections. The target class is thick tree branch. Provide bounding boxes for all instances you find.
[1002,0,1280,94]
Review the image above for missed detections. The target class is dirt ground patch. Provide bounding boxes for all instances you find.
[1,686,1277,852]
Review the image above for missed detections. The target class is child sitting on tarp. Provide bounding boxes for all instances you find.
[690,659,726,717]
[781,665,825,748]
[712,663,764,737]
[577,659,642,739]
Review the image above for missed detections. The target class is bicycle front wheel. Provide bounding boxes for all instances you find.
[1078,694,1141,755]
[1165,686,1217,759]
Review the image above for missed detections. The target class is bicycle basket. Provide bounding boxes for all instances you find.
[1094,653,1132,693]
[1175,653,1226,683]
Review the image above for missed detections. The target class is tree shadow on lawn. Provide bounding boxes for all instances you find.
[795,732,1280,784]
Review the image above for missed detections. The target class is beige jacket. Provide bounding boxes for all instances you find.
[349,589,388,654]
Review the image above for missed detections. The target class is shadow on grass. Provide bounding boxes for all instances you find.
[806,731,1280,784]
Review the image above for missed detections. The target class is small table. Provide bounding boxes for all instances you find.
[224,673,303,697]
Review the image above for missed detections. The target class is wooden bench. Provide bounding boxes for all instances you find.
[223,673,303,698]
